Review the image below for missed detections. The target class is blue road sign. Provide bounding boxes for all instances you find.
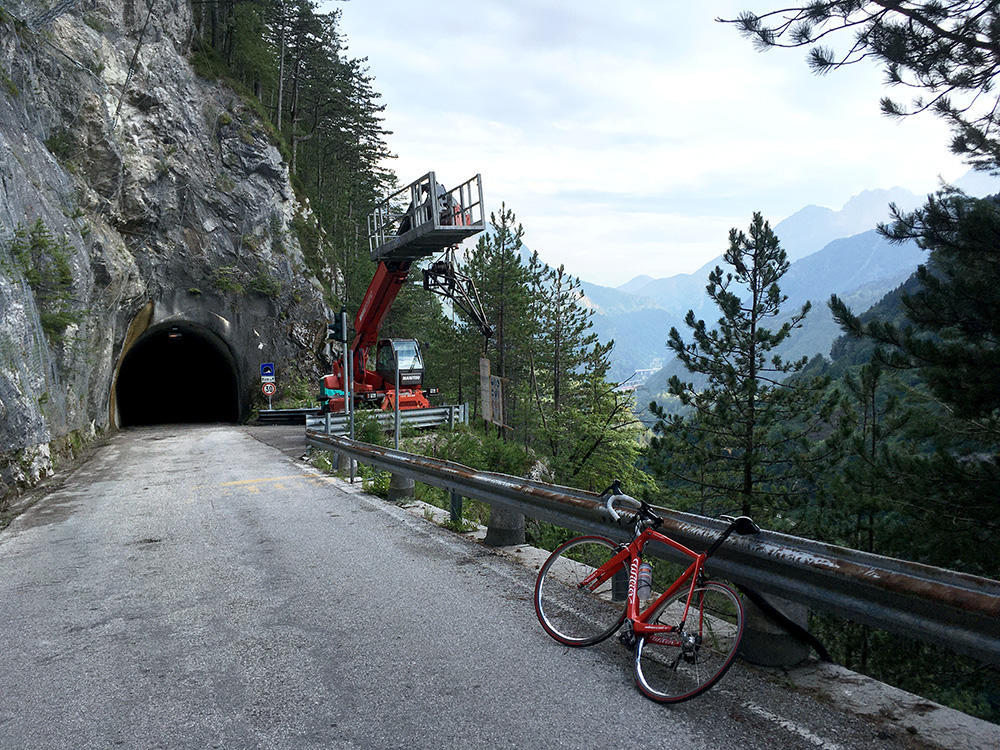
[260,362,275,378]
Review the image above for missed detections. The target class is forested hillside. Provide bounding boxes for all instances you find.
[189,0,395,312]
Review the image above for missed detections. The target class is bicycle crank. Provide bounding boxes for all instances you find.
[618,621,637,650]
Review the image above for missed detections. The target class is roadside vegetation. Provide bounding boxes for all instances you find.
[203,1,998,722]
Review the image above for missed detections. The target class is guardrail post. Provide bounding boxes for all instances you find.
[449,490,463,522]
[612,568,628,602]
[387,473,415,502]
[484,506,525,547]
[739,594,811,667]
[335,451,356,477]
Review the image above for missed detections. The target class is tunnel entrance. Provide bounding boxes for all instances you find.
[116,323,240,426]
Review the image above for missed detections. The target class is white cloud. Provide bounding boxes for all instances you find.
[331,0,972,286]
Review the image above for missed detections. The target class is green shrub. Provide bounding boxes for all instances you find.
[212,265,245,295]
[83,15,108,32]
[6,219,80,343]
[364,471,391,498]
[190,36,228,81]
[251,268,282,298]
[309,451,334,474]
[44,130,74,162]
[274,371,314,409]
[291,213,322,278]
[1,68,18,97]
[354,411,387,446]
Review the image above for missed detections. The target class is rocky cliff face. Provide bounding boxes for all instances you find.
[0,0,332,504]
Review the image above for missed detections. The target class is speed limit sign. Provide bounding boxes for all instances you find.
[262,382,276,396]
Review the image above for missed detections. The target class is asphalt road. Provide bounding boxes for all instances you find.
[0,425,919,749]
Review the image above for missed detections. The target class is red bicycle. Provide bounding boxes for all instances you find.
[534,482,759,703]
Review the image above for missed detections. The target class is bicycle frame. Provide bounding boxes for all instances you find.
[579,526,705,642]
[535,494,756,704]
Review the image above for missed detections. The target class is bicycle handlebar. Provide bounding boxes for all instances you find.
[601,483,658,528]
[603,489,642,524]
[600,481,760,553]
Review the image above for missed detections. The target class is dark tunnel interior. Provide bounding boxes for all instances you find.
[116,324,240,426]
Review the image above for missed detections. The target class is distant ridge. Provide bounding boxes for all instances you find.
[773,187,925,262]
[575,170,1000,383]
[617,275,655,294]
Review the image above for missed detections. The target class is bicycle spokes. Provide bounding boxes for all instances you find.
[634,583,744,703]
[534,536,627,647]
[534,513,751,704]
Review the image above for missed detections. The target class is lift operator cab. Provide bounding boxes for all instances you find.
[376,339,423,389]
[319,172,492,414]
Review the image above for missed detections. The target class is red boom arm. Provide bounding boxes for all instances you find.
[350,261,411,382]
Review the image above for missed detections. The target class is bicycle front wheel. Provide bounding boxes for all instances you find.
[634,581,744,703]
[534,535,627,646]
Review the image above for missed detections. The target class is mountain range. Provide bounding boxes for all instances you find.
[577,171,1000,397]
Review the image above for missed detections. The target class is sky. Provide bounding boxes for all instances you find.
[327,0,973,288]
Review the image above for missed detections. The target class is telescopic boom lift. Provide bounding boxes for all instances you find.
[319,172,492,413]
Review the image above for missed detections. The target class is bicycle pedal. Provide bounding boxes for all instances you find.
[618,626,637,650]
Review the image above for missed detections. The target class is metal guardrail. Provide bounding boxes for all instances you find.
[256,408,321,425]
[305,430,1000,666]
[305,404,468,435]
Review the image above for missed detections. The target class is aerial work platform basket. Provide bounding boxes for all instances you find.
[368,173,485,263]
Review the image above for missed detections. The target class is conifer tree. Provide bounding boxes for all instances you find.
[725,2,1000,168]
[829,188,1000,572]
[229,1,277,97]
[819,361,910,553]
[728,1,1000,713]
[193,0,393,303]
[524,255,639,486]
[647,213,834,518]
[463,206,534,430]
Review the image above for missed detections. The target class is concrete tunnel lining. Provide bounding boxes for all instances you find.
[116,321,241,426]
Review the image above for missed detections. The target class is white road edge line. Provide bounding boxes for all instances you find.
[743,701,846,750]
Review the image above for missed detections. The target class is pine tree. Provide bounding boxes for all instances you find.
[462,206,534,430]
[523,256,641,486]
[647,213,835,519]
[819,362,911,553]
[192,0,393,304]
[228,1,277,97]
[724,2,1000,168]
[829,188,1000,573]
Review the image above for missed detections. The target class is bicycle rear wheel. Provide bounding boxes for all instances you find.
[534,536,626,646]
[634,581,744,703]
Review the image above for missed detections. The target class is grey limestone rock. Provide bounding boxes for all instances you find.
[0,1,331,502]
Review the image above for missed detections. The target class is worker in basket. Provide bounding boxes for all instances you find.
[396,182,462,234]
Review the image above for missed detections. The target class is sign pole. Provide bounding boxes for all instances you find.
[260,363,276,412]
[340,308,350,416]
[348,351,355,440]
[349,350,356,483]
[394,348,401,450]
[479,357,491,424]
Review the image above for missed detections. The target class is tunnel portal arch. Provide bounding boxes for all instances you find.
[116,321,241,426]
